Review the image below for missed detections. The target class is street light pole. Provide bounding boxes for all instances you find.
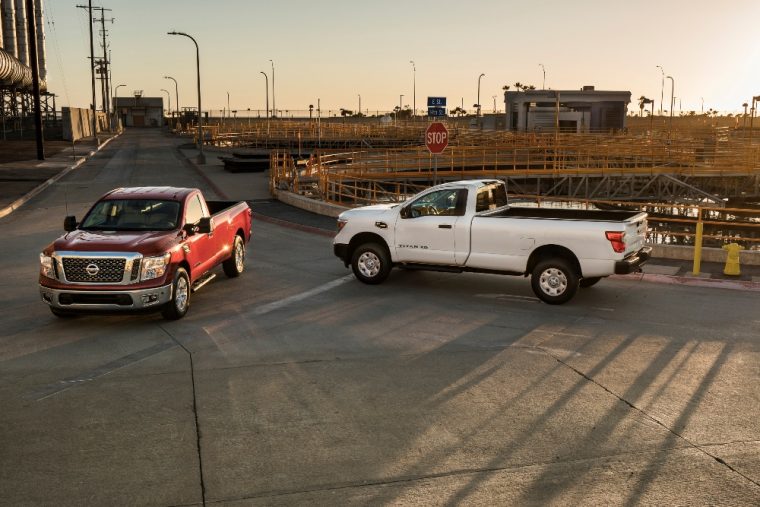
[656,65,664,115]
[701,97,704,114]
[409,60,415,118]
[269,59,275,118]
[114,84,125,129]
[168,31,205,164]
[539,63,545,90]
[163,76,179,119]
[259,71,269,118]
[477,73,485,118]
[358,94,361,117]
[160,88,171,117]
[750,95,760,144]
[492,95,497,113]
[666,75,675,137]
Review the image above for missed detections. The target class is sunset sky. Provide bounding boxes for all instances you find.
[42,0,760,115]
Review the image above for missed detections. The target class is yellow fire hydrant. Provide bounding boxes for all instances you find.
[722,243,742,276]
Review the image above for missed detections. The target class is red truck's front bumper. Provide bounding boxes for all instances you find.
[39,282,173,311]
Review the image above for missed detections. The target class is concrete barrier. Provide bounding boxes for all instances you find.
[62,108,109,141]
[650,243,760,266]
[273,189,347,218]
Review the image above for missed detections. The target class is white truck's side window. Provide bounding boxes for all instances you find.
[406,189,466,217]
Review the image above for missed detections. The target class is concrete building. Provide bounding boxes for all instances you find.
[113,95,163,127]
[504,87,631,133]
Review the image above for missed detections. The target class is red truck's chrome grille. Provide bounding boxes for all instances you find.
[62,257,126,283]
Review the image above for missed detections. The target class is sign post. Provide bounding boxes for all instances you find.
[425,122,449,185]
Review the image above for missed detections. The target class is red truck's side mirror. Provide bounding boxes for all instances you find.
[64,216,77,232]
[197,217,213,234]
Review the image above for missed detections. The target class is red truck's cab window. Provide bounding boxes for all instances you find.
[184,195,206,225]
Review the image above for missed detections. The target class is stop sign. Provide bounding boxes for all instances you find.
[425,122,449,154]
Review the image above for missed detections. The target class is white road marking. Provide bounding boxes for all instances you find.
[591,307,615,312]
[253,275,355,315]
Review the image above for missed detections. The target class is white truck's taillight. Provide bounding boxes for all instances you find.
[605,231,626,253]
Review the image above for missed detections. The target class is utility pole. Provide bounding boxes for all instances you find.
[93,7,113,118]
[76,1,99,145]
[26,0,43,159]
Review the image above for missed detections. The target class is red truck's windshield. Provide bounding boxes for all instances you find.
[79,199,181,231]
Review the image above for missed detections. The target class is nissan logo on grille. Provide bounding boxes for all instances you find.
[86,263,100,276]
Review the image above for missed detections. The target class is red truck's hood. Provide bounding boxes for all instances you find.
[46,229,179,256]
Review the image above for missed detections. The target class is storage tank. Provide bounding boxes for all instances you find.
[13,0,27,66]
[1,0,16,58]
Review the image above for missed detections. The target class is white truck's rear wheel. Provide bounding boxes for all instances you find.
[351,243,391,284]
[531,259,579,304]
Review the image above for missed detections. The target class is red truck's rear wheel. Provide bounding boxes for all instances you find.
[162,268,190,320]
[223,236,245,278]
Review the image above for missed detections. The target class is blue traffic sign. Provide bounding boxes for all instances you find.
[428,107,447,117]
[427,96,446,107]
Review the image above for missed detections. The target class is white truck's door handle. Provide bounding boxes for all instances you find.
[438,224,452,229]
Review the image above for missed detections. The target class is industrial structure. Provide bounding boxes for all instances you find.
[0,0,54,139]
[113,93,163,128]
[504,87,630,133]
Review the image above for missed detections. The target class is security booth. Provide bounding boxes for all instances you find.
[504,86,631,133]
[113,92,164,127]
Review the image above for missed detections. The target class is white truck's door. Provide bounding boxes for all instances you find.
[394,188,467,264]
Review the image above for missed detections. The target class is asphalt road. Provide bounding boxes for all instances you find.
[1,129,759,506]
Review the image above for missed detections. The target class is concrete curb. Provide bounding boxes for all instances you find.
[611,272,760,291]
[0,133,121,220]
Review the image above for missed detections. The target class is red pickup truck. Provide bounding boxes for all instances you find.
[39,187,252,320]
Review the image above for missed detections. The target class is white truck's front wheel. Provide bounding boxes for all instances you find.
[351,243,391,284]
[531,259,579,304]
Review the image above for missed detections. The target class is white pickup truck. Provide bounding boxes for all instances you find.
[333,180,651,304]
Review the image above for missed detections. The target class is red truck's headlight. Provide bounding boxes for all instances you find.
[141,253,171,281]
[40,253,56,279]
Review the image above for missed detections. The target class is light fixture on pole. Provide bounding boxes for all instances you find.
[167,31,205,164]
[539,63,545,90]
[409,60,415,118]
[163,76,179,119]
[656,65,664,115]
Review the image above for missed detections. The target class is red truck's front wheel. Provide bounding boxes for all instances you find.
[162,268,190,320]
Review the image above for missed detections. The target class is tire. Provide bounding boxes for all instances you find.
[50,307,77,318]
[531,258,579,304]
[351,243,391,285]
[222,235,245,278]
[162,268,190,320]
[580,276,602,288]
